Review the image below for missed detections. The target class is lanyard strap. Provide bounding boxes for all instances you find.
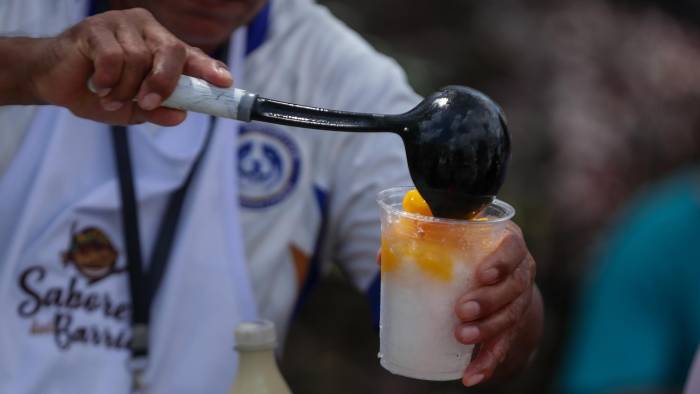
[111,119,216,392]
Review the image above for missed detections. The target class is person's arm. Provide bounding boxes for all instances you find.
[455,221,543,386]
[0,8,231,125]
[0,37,47,105]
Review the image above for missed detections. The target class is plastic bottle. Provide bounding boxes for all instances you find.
[229,320,293,394]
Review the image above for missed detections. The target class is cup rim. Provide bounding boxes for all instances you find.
[377,186,515,224]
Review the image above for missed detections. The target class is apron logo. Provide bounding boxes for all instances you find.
[15,223,131,351]
[62,223,125,283]
[238,125,301,208]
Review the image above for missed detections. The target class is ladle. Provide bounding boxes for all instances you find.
[103,76,511,219]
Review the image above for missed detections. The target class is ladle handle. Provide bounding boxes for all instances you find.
[250,96,402,132]
[88,75,259,122]
[164,76,402,132]
[158,75,258,121]
[90,75,403,132]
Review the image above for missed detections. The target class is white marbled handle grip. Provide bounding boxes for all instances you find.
[88,75,258,122]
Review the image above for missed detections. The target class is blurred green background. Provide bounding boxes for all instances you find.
[279,0,700,392]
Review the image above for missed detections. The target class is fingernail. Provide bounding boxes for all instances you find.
[465,373,484,387]
[216,63,229,73]
[139,93,162,111]
[460,301,480,320]
[96,88,111,97]
[101,99,124,112]
[216,64,232,80]
[482,268,499,283]
[459,326,479,342]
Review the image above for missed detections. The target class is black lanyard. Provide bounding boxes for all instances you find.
[111,119,216,393]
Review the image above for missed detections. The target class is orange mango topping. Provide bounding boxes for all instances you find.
[402,189,432,217]
[381,188,500,282]
[384,189,455,280]
[380,238,400,273]
[413,242,453,282]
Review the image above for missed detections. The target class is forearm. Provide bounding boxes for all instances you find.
[493,285,544,379]
[0,37,49,105]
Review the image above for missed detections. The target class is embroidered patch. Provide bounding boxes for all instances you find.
[238,125,301,208]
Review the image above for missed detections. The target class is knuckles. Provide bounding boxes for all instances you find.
[125,7,155,20]
[501,230,527,260]
[512,263,531,295]
[122,45,151,67]
[82,9,141,28]
[146,41,188,92]
[162,40,187,58]
[187,46,207,57]
[505,220,524,238]
[94,44,123,66]
[75,8,157,39]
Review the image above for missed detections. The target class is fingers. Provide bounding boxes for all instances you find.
[455,287,533,345]
[83,24,124,97]
[81,8,226,114]
[449,221,538,387]
[456,254,533,323]
[183,46,233,88]
[462,331,516,387]
[476,221,528,285]
[137,38,187,110]
[103,23,152,108]
[140,106,187,126]
[82,11,155,111]
[93,102,187,126]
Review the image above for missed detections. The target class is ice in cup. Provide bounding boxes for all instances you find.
[377,187,515,381]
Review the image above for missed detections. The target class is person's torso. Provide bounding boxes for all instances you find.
[0,2,257,393]
[0,0,419,391]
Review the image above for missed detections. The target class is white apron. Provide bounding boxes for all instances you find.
[0,27,257,394]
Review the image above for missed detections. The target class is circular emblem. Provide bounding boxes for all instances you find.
[237,125,301,208]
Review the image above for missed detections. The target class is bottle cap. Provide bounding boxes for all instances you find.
[234,320,277,351]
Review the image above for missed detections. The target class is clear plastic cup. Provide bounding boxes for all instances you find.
[377,187,515,381]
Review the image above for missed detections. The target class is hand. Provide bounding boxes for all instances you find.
[454,221,541,387]
[28,8,232,125]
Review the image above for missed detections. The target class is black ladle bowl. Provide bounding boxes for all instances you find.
[250,86,510,219]
[401,87,510,218]
[104,76,511,219]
